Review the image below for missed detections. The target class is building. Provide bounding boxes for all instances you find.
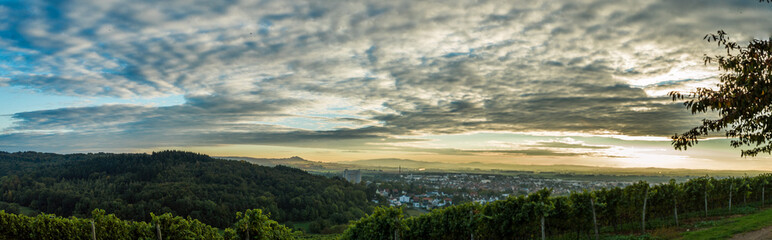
[343,169,362,183]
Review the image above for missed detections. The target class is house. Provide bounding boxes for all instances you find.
[399,195,411,203]
[378,189,389,197]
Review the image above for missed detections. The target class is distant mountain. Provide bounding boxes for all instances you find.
[216,155,764,177]
[340,157,764,177]
[219,156,315,166]
[341,158,452,169]
[218,155,356,171]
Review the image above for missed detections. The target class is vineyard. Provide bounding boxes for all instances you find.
[342,174,772,240]
[0,208,295,240]
[2,174,771,239]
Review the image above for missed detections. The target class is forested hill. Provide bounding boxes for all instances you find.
[0,150,375,229]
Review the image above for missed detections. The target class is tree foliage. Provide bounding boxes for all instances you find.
[339,207,405,240]
[669,4,772,156]
[232,209,296,240]
[0,208,294,240]
[0,151,374,230]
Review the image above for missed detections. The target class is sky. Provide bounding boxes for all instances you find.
[1,0,772,170]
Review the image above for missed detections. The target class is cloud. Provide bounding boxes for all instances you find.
[528,141,610,150]
[0,94,407,152]
[0,0,770,153]
[361,145,600,157]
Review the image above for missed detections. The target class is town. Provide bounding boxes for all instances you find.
[367,172,634,210]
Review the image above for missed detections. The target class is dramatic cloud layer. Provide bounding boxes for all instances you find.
[1,0,771,169]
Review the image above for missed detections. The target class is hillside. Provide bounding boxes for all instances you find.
[0,151,375,230]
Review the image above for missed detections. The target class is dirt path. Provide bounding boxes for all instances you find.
[730,225,772,240]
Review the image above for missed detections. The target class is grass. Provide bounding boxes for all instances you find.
[286,221,311,233]
[0,200,38,216]
[295,233,341,240]
[600,235,660,240]
[544,202,771,240]
[403,208,429,217]
[17,206,37,216]
[680,206,772,240]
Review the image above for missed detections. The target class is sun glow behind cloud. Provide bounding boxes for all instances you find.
[365,131,772,170]
[617,67,720,97]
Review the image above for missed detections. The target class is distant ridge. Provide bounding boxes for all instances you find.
[220,155,765,176]
[218,156,314,167]
[217,156,356,171]
[339,158,766,176]
[340,158,450,169]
